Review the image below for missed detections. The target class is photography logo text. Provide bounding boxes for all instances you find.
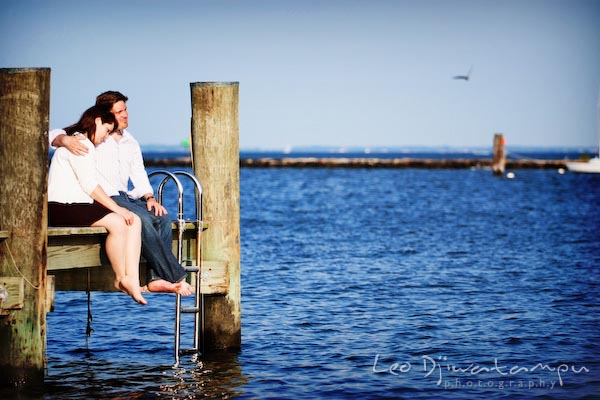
[372,354,590,390]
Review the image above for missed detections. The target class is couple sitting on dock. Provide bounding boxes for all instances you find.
[47,91,194,305]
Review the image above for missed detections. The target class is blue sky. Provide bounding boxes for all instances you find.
[1,0,599,150]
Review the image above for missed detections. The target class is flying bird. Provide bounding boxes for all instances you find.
[453,65,473,81]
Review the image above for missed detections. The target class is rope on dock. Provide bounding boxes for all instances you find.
[86,269,94,337]
[2,241,41,290]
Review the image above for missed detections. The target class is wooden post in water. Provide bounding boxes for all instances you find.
[492,133,506,176]
[190,82,241,351]
[0,68,50,389]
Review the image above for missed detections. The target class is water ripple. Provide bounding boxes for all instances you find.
[36,169,600,399]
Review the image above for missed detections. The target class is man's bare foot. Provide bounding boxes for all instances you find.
[174,281,195,296]
[119,276,147,305]
[147,279,177,294]
[146,279,194,296]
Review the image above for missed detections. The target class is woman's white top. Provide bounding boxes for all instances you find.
[49,128,153,199]
[48,135,99,203]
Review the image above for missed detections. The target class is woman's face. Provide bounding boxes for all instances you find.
[93,118,114,145]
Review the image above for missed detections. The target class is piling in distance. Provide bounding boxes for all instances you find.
[0,68,50,390]
[492,133,506,175]
[190,82,241,351]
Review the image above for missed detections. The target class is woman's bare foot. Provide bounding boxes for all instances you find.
[114,279,127,293]
[119,276,147,305]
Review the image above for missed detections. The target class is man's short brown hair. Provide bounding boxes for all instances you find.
[96,91,128,108]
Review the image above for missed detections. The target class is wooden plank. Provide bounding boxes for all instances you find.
[48,226,107,236]
[47,222,205,271]
[47,222,206,237]
[50,265,128,292]
[46,276,55,313]
[48,235,106,270]
[46,221,227,294]
[189,260,229,294]
[0,230,9,241]
[0,277,24,313]
[49,261,227,295]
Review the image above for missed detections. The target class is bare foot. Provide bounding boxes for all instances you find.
[174,281,195,296]
[147,279,178,294]
[119,276,147,305]
[114,279,127,293]
[146,279,194,296]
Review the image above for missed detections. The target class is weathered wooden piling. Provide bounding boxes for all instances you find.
[492,133,506,175]
[0,68,50,389]
[190,82,241,351]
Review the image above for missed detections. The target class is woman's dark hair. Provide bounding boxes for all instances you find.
[63,105,116,143]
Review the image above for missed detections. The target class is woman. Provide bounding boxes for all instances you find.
[48,105,146,305]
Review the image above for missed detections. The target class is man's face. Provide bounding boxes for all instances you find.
[111,100,128,130]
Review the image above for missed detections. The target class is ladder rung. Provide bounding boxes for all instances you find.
[184,266,199,273]
[179,347,198,355]
[181,307,200,313]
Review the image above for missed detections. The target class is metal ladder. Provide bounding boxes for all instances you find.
[149,170,204,367]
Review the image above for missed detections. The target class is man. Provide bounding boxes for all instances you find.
[50,91,193,296]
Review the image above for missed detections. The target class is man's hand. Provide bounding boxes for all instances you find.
[146,197,167,216]
[53,134,89,156]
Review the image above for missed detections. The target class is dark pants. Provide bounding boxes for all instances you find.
[112,192,186,284]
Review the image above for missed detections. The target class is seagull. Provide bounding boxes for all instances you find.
[453,65,473,81]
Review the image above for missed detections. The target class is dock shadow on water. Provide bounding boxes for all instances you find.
[39,292,248,400]
[31,168,600,399]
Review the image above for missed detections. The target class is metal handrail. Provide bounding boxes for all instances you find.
[148,170,204,367]
[171,171,203,357]
[149,171,185,264]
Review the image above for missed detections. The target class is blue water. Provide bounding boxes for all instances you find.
[38,167,600,399]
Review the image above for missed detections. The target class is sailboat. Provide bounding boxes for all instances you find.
[566,89,600,173]
[566,156,600,173]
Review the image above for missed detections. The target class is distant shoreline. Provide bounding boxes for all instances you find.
[144,156,568,169]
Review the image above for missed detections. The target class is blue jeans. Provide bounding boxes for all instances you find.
[112,192,187,284]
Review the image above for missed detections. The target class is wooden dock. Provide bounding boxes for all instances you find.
[47,223,228,295]
[0,71,241,390]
